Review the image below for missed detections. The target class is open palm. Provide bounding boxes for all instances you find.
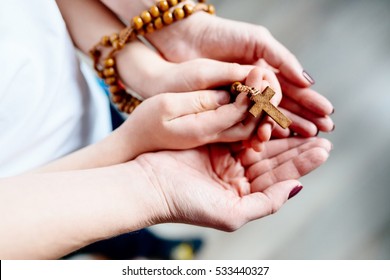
[135,137,331,231]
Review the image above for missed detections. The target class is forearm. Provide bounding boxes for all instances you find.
[56,0,125,54]
[0,162,160,259]
[101,0,151,20]
[34,125,141,173]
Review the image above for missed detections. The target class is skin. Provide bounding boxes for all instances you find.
[58,0,334,143]
[0,137,331,259]
[0,1,334,259]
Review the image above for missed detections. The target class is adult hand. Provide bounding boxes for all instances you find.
[145,12,312,88]
[134,137,332,230]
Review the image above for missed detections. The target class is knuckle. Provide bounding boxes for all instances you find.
[157,93,175,115]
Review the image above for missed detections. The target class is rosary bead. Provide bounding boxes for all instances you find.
[132,16,144,30]
[105,77,117,85]
[154,17,164,29]
[103,67,115,77]
[97,71,104,79]
[104,58,115,67]
[167,0,178,6]
[183,4,194,16]
[198,0,206,3]
[117,102,126,111]
[140,11,152,24]
[173,7,185,21]
[100,35,110,46]
[145,22,155,33]
[109,33,119,44]
[111,94,123,103]
[207,4,216,14]
[112,40,124,50]
[109,85,121,94]
[157,1,169,12]
[149,5,160,18]
[162,11,174,25]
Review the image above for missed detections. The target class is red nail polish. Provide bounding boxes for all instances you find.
[302,70,315,85]
[288,185,303,200]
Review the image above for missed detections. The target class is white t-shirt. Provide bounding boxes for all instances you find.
[0,0,112,177]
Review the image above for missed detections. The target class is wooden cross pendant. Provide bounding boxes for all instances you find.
[231,82,292,129]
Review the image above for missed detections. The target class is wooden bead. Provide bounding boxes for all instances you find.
[173,7,185,20]
[149,5,160,18]
[183,4,194,16]
[112,94,123,104]
[117,102,126,111]
[100,35,110,46]
[109,85,121,94]
[154,17,164,30]
[198,0,206,3]
[103,67,115,77]
[162,11,174,25]
[167,0,178,6]
[109,33,119,44]
[132,16,143,30]
[140,11,152,24]
[157,1,169,12]
[145,22,155,33]
[112,40,124,50]
[105,77,116,85]
[132,98,142,106]
[97,71,104,79]
[104,58,115,67]
[207,4,216,14]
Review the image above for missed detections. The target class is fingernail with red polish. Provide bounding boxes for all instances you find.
[288,185,303,200]
[302,70,315,85]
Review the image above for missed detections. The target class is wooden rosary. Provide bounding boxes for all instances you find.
[90,0,291,129]
[90,0,215,114]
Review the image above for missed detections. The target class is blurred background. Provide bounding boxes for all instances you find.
[151,0,390,259]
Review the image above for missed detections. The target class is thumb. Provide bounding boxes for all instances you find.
[176,58,253,91]
[162,90,231,119]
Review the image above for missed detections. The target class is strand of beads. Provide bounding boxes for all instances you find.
[90,0,215,114]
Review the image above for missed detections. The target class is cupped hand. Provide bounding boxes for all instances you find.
[134,137,332,231]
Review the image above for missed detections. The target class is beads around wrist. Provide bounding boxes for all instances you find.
[90,0,215,114]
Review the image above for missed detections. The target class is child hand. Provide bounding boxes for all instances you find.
[114,67,280,160]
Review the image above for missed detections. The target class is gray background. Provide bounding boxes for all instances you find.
[152,0,390,259]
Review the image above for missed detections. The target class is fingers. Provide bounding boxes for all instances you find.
[168,91,251,141]
[250,146,330,192]
[160,90,231,119]
[279,97,335,134]
[278,74,334,116]
[238,137,320,166]
[245,138,332,182]
[173,58,253,91]
[279,108,318,137]
[253,26,312,87]
[236,180,302,225]
[242,67,282,149]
